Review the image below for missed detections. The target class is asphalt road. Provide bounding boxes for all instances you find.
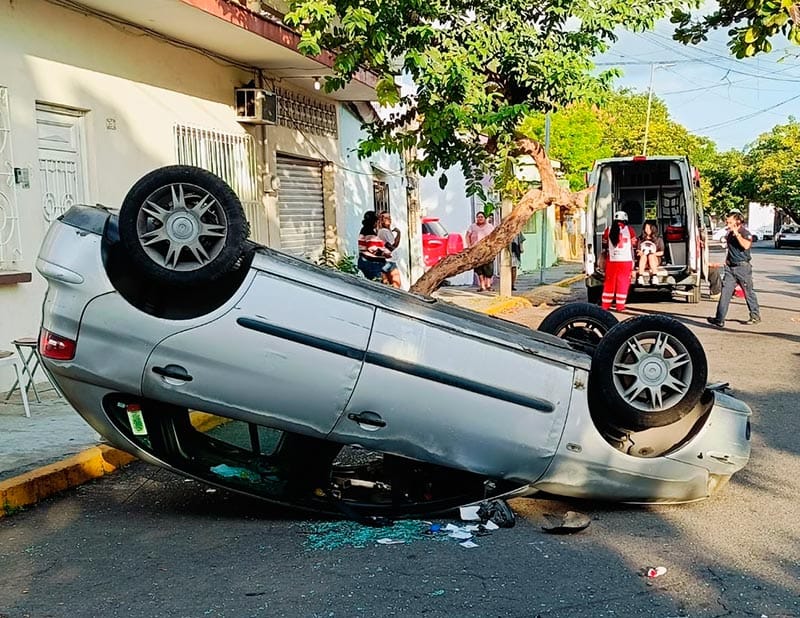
[1,243,798,618]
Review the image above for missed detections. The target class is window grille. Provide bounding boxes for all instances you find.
[275,87,337,137]
[373,180,390,214]
[173,124,265,243]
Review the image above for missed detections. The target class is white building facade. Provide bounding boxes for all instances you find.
[0,0,409,387]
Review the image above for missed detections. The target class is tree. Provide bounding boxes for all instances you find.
[598,91,721,208]
[698,149,753,217]
[672,0,800,57]
[519,91,720,206]
[518,105,611,191]
[599,91,715,162]
[286,0,690,295]
[745,119,800,220]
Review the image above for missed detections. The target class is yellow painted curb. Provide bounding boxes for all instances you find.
[556,273,587,287]
[0,410,231,517]
[484,296,533,316]
[1,445,136,517]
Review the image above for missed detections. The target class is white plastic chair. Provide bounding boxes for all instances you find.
[0,350,31,417]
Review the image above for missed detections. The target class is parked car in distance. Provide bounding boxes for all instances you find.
[750,225,773,242]
[421,217,464,267]
[712,227,728,247]
[36,166,752,518]
[774,224,800,249]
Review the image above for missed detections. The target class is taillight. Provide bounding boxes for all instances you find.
[39,328,76,360]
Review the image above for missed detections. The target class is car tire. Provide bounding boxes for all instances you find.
[119,165,249,286]
[590,315,707,429]
[538,303,618,356]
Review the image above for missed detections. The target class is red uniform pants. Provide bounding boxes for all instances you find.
[601,260,633,311]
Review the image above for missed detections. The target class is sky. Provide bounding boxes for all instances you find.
[598,21,800,152]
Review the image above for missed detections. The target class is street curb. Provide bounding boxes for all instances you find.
[1,445,135,517]
[484,273,585,315]
[554,273,587,287]
[484,296,533,315]
[0,411,224,518]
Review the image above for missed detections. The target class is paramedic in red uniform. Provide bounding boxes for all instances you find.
[601,210,637,312]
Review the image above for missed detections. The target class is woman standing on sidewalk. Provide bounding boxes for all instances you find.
[357,211,397,285]
[601,210,636,312]
[465,212,496,291]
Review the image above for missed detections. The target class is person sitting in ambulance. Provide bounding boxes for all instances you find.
[636,220,665,285]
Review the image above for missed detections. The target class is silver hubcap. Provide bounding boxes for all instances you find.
[136,183,227,271]
[612,330,693,411]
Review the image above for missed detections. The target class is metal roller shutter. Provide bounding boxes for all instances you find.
[276,155,325,257]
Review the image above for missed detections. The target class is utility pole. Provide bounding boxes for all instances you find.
[642,63,655,156]
[643,63,673,156]
[539,113,551,284]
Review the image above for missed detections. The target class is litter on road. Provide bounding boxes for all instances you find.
[646,566,668,578]
[541,511,591,534]
[303,501,519,550]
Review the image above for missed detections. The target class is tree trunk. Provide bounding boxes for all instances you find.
[409,138,590,297]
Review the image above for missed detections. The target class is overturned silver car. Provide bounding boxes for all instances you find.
[36,166,751,517]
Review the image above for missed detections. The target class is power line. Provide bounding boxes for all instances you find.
[636,32,800,83]
[595,59,706,66]
[691,92,800,132]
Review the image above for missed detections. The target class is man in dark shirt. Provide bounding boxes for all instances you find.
[707,209,761,328]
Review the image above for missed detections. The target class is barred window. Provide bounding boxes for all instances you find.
[373,180,390,215]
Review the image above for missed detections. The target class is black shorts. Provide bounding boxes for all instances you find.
[475,262,494,278]
[358,255,386,280]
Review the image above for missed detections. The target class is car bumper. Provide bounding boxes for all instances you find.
[532,388,751,504]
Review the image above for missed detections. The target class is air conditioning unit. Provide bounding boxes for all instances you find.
[235,88,278,124]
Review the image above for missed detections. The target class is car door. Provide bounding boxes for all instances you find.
[329,309,575,483]
[142,271,374,437]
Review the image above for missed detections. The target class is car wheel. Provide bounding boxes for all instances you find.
[538,303,618,356]
[590,315,707,429]
[119,165,249,286]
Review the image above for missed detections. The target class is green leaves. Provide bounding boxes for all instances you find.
[672,0,798,57]
[745,119,800,219]
[375,75,401,106]
[285,0,695,186]
[341,6,376,36]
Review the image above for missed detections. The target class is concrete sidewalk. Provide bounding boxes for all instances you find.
[433,260,586,314]
[0,260,585,516]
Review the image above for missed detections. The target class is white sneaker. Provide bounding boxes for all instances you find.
[637,275,646,285]
[651,275,658,285]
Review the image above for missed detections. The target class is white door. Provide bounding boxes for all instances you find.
[0,86,22,267]
[37,105,88,223]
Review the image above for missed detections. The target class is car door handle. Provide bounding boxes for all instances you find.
[347,411,386,429]
[152,364,193,382]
